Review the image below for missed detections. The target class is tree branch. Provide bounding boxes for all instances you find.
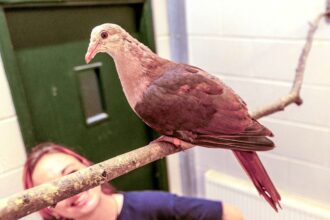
[0,142,182,220]
[251,11,330,119]
[0,11,329,220]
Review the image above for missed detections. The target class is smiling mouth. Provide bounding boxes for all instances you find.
[71,193,89,208]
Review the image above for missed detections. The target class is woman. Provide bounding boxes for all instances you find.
[23,143,243,220]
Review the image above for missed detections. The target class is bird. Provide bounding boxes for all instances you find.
[85,23,281,211]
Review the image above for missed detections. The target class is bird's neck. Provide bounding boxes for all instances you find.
[111,37,167,108]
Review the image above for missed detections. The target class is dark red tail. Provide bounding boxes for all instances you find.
[233,150,281,211]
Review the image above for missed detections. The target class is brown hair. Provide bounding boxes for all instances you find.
[23,142,115,219]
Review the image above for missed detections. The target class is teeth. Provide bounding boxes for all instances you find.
[72,193,88,207]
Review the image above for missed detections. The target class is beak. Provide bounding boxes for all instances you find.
[85,42,99,64]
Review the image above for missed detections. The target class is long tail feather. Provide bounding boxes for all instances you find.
[233,150,281,211]
[194,135,274,151]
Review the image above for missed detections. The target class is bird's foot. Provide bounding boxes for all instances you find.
[151,136,193,150]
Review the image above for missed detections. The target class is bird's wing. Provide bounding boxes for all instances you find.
[134,64,274,151]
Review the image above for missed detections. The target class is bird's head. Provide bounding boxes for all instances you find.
[85,23,127,63]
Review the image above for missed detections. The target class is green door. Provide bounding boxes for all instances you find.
[2,2,167,191]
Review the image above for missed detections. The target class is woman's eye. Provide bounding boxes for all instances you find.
[67,169,78,175]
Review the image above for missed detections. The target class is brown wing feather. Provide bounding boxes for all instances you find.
[134,63,274,151]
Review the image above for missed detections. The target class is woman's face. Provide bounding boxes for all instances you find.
[32,152,102,219]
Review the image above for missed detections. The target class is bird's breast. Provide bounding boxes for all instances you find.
[115,65,150,109]
[113,51,166,113]
[124,81,149,109]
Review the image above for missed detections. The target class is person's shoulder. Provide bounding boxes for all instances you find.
[124,190,175,203]
[118,191,174,220]
[171,194,223,220]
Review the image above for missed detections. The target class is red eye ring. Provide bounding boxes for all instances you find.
[101,32,108,39]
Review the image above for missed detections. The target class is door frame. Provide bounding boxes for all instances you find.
[0,0,152,147]
[0,0,168,190]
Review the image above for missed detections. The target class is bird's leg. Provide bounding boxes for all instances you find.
[151,135,193,150]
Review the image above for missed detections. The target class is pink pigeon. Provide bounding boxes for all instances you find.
[85,23,281,211]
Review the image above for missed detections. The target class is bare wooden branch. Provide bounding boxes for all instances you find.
[251,11,330,119]
[0,10,329,220]
[0,142,183,220]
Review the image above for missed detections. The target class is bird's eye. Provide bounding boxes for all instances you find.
[101,32,108,39]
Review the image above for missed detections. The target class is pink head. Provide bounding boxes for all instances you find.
[85,23,128,63]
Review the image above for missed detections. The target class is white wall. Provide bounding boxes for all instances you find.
[186,0,330,206]
[0,56,26,197]
[0,55,40,219]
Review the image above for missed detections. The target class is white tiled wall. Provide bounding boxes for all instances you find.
[0,58,15,120]
[0,56,26,195]
[186,0,330,205]
[0,55,41,219]
[0,117,26,174]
